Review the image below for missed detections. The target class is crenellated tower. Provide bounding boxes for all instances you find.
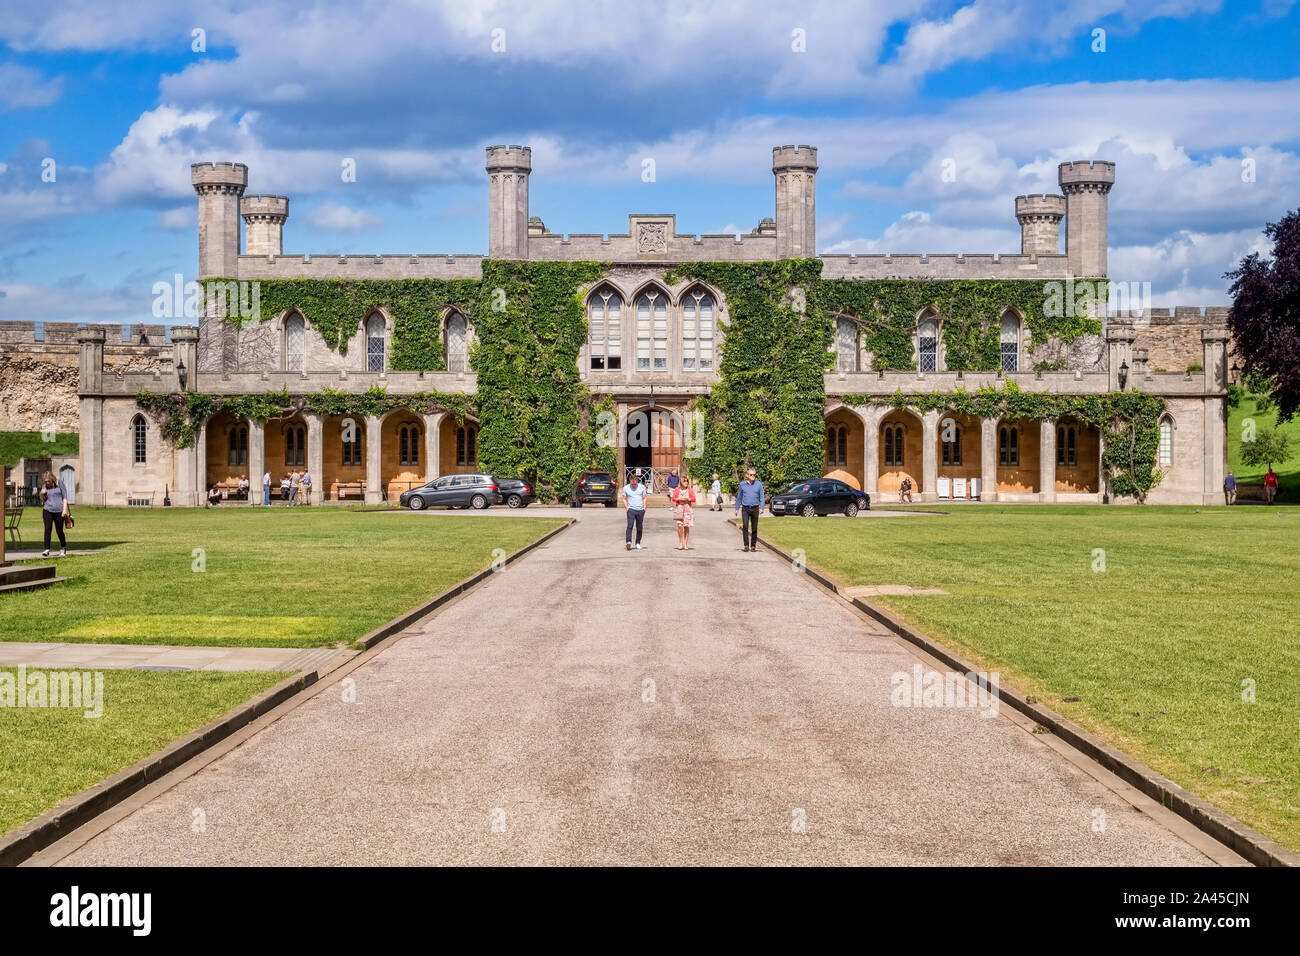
[1014,194,1066,256]
[486,145,531,259]
[1058,160,1115,277]
[240,194,289,257]
[191,162,248,279]
[772,145,817,258]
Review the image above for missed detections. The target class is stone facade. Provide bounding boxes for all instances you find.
[50,145,1232,506]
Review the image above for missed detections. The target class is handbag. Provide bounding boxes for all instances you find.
[64,510,74,530]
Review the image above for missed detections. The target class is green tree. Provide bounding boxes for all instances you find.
[1239,428,1293,472]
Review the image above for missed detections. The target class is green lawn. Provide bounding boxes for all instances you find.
[0,669,288,836]
[2,508,566,647]
[0,430,79,468]
[1228,394,1300,502]
[759,505,1300,851]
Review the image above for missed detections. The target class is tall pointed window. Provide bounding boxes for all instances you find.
[341,421,361,467]
[285,313,305,373]
[825,425,848,468]
[883,425,904,468]
[999,426,1019,466]
[588,289,623,371]
[1159,419,1173,465]
[1000,313,1019,372]
[444,312,470,373]
[835,316,859,373]
[681,289,715,372]
[399,425,420,466]
[942,423,962,466]
[457,426,478,466]
[132,415,147,464]
[365,313,385,372]
[636,290,668,371]
[285,425,305,467]
[228,426,248,466]
[918,315,939,372]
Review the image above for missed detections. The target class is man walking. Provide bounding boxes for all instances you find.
[734,467,765,552]
[300,469,312,505]
[621,471,648,550]
[289,469,301,506]
[262,470,272,507]
[666,467,680,509]
[1224,470,1236,505]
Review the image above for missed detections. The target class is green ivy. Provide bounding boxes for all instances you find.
[819,279,1104,372]
[839,383,1166,501]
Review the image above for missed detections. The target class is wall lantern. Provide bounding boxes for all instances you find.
[177,357,188,391]
[1118,360,1129,390]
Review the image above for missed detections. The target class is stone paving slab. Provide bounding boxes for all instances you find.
[0,642,342,672]
[57,507,1226,866]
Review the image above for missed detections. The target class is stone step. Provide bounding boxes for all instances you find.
[0,564,59,587]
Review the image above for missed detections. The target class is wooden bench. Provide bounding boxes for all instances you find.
[4,506,22,544]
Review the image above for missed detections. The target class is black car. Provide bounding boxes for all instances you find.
[570,471,618,507]
[770,478,870,517]
[399,474,502,510]
[496,478,536,509]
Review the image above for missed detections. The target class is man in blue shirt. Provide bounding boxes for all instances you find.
[620,471,648,550]
[733,468,765,552]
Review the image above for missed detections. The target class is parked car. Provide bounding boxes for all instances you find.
[769,478,869,517]
[570,471,618,507]
[399,474,501,511]
[496,478,536,509]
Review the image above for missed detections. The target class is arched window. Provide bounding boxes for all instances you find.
[635,289,668,371]
[285,425,305,467]
[999,426,1019,466]
[835,316,859,373]
[681,288,716,372]
[457,425,478,466]
[1000,313,1019,372]
[365,313,386,372]
[941,422,962,466]
[284,312,305,373]
[587,288,623,371]
[918,315,939,372]
[445,312,470,373]
[884,425,905,468]
[825,425,848,468]
[341,422,361,467]
[132,415,147,464]
[1159,418,1173,466]
[1067,427,1076,466]
[399,425,420,467]
[228,426,248,466]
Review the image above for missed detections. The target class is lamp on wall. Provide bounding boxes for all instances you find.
[177,357,188,391]
[1118,360,1129,390]
[1231,360,1240,384]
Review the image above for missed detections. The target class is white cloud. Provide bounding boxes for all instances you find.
[304,202,383,231]
[157,206,196,230]
[0,62,63,110]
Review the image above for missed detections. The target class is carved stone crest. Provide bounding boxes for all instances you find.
[637,221,668,254]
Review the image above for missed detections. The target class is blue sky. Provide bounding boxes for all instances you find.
[1,0,1298,324]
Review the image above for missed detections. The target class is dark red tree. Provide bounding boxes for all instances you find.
[1226,210,1300,422]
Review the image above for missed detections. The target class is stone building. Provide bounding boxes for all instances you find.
[67,145,1230,506]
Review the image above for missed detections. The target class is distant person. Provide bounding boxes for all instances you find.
[138,322,149,345]
[709,473,722,511]
[1224,471,1236,506]
[300,469,312,505]
[207,484,222,507]
[238,475,250,499]
[666,467,680,509]
[280,474,290,501]
[289,469,301,505]
[38,471,69,558]
[1265,468,1278,504]
[899,477,913,504]
[621,471,647,551]
[262,470,272,506]
[672,480,696,550]
[734,468,764,552]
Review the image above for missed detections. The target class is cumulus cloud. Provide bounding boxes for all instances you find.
[0,61,63,110]
[303,202,383,231]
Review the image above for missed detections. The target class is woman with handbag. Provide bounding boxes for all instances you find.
[38,471,69,558]
[672,480,696,550]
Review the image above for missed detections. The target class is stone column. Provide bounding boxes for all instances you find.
[980,418,998,502]
[423,412,443,482]
[861,407,881,499]
[248,420,265,505]
[76,328,106,507]
[1098,433,1108,502]
[306,413,324,505]
[921,410,940,502]
[1040,420,1057,503]
[364,415,383,505]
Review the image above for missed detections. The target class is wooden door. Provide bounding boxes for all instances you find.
[651,413,681,472]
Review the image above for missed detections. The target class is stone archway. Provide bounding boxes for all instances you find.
[995,418,1039,495]
[823,408,864,489]
[879,409,923,495]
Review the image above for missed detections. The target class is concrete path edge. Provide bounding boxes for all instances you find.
[0,517,575,867]
[744,521,1300,868]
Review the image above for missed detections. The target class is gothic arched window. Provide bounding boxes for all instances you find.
[587,288,623,371]
[365,313,386,372]
[681,288,716,372]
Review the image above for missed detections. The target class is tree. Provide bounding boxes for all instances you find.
[1239,428,1293,472]
[1226,210,1300,422]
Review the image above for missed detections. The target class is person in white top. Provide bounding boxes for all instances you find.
[262,471,272,507]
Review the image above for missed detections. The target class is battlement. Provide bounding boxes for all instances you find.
[485,145,532,171]
[1110,306,1232,324]
[190,161,249,188]
[772,145,818,171]
[1058,160,1116,188]
[0,321,174,346]
[1014,194,1066,218]
[235,254,485,280]
[240,194,289,219]
[820,252,1073,279]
